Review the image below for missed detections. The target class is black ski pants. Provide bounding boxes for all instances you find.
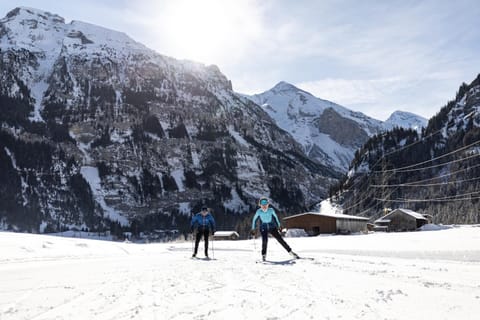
[260,223,291,256]
[194,229,210,256]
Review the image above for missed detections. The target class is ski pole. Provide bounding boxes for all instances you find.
[211,232,215,259]
[191,230,195,256]
[191,232,193,254]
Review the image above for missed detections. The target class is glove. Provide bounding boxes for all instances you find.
[250,230,256,236]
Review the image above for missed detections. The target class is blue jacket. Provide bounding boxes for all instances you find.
[191,212,216,232]
[252,207,281,230]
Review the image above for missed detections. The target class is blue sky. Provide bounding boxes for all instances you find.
[1,0,479,120]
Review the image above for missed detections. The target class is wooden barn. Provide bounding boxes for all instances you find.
[374,208,428,232]
[283,212,369,235]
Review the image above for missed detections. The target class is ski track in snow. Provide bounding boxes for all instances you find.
[1,228,480,319]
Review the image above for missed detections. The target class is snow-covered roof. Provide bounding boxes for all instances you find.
[374,219,391,224]
[214,231,239,237]
[284,212,369,221]
[383,208,428,221]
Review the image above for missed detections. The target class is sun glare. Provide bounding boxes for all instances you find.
[158,0,262,65]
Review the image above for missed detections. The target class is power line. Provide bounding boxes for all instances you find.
[338,121,461,207]
[398,162,480,186]
[375,190,480,202]
[342,179,402,215]
[368,120,460,172]
[375,195,480,203]
[370,176,480,188]
[372,139,480,173]
[377,152,480,174]
[333,113,480,213]
[352,187,401,217]
[340,145,480,212]
[345,161,480,213]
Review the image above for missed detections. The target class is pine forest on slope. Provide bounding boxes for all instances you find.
[331,74,480,225]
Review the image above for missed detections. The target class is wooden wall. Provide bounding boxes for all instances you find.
[389,211,417,231]
[284,214,337,235]
[337,219,368,233]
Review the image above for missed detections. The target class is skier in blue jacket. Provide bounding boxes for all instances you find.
[191,206,216,258]
[251,197,299,261]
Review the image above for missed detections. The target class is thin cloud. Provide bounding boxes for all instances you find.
[296,72,470,121]
[296,78,407,120]
[297,78,402,105]
[0,0,478,121]
[238,0,480,120]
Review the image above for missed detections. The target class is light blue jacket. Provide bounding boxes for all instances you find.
[252,207,281,230]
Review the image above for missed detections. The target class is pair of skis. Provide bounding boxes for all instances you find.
[255,256,315,264]
[191,256,214,261]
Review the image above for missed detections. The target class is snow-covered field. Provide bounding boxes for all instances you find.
[1,226,480,320]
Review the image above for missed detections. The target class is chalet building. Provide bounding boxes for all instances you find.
[213,231,240,240]
[283,212,369,235]
[374,208,428,232]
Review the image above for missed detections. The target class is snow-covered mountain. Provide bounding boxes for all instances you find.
[246,81,427,172]
[384,110,427,132]
[0,7,338,234]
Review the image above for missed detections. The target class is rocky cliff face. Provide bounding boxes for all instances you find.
[0,7,338,235]
[314,108,370,147]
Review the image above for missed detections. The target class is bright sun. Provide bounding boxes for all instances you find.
[158,0,262,64]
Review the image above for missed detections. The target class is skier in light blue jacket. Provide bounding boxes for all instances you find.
[251,197,299,261]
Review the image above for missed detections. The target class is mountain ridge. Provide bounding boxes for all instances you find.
[0,7,336,236]
[245,81,427,172]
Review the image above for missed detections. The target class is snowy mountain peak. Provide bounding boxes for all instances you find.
[246,84,428,173]
[65,20,150,54]
[0,7,148,55]
[4,7,65,24]
[1,7,67,50]
[384,110,428,132]
[3,6,232,91]
[270,81,308,95]
[247,83,385,172]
